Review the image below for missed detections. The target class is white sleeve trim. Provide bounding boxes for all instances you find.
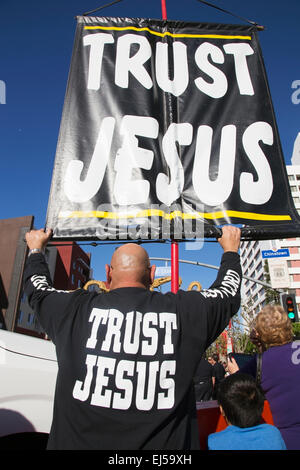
[200,269,240,299]
[30,274,72,294]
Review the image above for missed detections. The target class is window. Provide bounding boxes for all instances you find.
[18,311,24,324]
[256,261,263,273]
[254,250,261,261]
[258,287,265,296]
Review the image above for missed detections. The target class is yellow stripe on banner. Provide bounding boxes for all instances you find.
[58,209,291,222]
[83,25,252,41]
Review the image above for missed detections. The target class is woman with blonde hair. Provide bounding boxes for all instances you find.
[227,304,300,450]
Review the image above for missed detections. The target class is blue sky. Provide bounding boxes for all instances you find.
[0,0,299,289]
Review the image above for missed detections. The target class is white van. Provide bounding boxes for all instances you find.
[0,330,57,449]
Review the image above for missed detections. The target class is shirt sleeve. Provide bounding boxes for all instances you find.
[177,251,242,352]
[23,252,86,343]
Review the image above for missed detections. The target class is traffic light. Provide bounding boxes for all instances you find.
[280,294,299,323]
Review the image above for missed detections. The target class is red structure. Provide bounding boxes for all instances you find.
[51,242,91,291]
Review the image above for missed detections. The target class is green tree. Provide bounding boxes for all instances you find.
[229,298,259,353]
[206,334,227,359]
[293,322,300,339]
[263,260,280,304]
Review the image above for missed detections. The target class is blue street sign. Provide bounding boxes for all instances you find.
[261,249,290,259]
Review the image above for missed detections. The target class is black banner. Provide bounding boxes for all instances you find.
[46,16,300,240]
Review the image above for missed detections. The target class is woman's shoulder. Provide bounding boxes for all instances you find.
[264,341,295,356]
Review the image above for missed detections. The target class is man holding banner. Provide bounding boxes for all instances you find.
[24,225,241,450]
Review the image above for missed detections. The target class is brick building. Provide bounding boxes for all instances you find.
[0,216,34,331]
[0,216,91,338]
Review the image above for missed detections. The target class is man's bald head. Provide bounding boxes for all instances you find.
[105,243,156,290]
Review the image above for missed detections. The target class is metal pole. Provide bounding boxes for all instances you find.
[159,0,178,293]
[171,242,179,293]
[161,0,167,19]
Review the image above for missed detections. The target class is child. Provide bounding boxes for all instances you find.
[208,373,286,450]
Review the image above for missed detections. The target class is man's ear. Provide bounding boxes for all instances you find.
[150,265,156,285]
[105,264,111,285]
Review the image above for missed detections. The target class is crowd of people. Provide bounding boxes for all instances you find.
[23,226,300,451]
[194,304,300,450]
[225,304,300,450]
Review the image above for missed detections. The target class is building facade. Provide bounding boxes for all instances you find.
[0,216,34,331]
[16,242,91,338]
[240,164,300,317]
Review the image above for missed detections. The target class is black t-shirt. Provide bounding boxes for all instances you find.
[24,251,241,450]
[194,358,213,383]
[212,362,226,383]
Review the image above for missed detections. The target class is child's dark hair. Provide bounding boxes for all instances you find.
[217,373,265,428]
